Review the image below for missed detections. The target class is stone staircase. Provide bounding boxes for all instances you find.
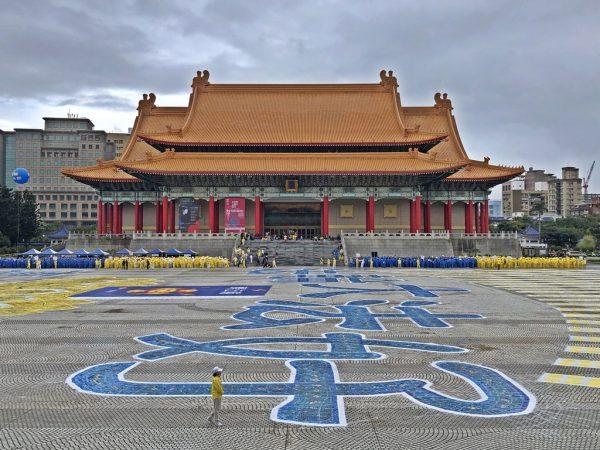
[244,239,341,266]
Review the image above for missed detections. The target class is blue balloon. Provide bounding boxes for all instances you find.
[12,168,29,184]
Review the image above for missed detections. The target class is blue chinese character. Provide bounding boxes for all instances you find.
[223,299,482,331]
[68,357,536,426]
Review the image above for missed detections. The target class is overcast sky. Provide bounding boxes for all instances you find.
[1,0,599,197]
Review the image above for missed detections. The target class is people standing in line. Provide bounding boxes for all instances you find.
[207,366,224,426]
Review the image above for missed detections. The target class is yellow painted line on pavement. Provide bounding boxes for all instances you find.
[569,327,600,334]
[563,313,600,318]
[553,358,600,369]
[570,335,600,343]
[567,319,600,325]
[539,373,600,388]
[565,345,600,355]
[558,308,600,312]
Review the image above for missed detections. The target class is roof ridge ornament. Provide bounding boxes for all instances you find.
[379,70,398,89]
[405,124,421,135]
[193,70,210,87]
[483,156,490,165]
[137,93,156,115]
[434,92,453,110]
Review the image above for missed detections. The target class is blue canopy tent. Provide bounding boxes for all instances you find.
[21,248,41,256]
[115,248,133,256]
[165,248,182,257]
[57,248,75,256]
[147,248,164,256]
[74,248,90,257]
[182,248,198,256]
[89,248,109,257]
[133,248,149,256]
[40,248,57,255]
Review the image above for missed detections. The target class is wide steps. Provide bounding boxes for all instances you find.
[244,240,340,266]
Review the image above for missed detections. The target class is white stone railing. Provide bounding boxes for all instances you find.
[68,231,238,240]
[341,231,518,239]
[131,231,236,240]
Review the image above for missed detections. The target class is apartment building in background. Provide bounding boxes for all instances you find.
[1,117,128,226]
[502,166,583,218]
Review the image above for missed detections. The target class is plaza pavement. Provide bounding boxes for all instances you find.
[1,267,599,449]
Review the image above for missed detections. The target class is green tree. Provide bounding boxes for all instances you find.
[0,187,40,245]
[577,234,597,252]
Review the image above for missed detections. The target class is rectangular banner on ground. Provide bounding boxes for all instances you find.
[72,285,271,299]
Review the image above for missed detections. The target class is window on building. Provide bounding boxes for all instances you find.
[70,204,76,210]
[61,204,67,210]
[61,212,67,218]
[82,212,88,218]
[70,212,76,219]
[49,204,56,210]
[81,144,85,149]
[49,212,55,219]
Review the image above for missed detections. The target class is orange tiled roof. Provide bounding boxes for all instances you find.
[61,161,141,183]
[116,150,466,175]
[137,71,446,147]
[447,159,524,181]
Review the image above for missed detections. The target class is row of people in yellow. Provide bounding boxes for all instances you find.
[476,256,586,269]
[102,256,230,270]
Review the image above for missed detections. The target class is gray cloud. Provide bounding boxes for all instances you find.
[1,0,599,191]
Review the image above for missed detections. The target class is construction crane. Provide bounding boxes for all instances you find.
[583,161,595,197]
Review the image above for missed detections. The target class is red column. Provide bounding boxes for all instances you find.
[483,199,489,234]
[409,200,415,233]
[321,196,330,236]
[105,203,111,234]
[112,200,119,235]
[413,196,422,233]
[423,200,431,233]
[445,201,453,233]
[134,201,140,232]
[97,200,103,235]
[254,196,262,236]
[209,195,217,233]
[366,196,375,232]
[465,200,474,234]
[169,199,176,233]
[138,202,144,232]
[161,196,168,234]
[118,203,123,234]
[155,201,161,233]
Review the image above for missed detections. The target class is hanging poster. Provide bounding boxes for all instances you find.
[178,198,201,232]
[225,197,246,233]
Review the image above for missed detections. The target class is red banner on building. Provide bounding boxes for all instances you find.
[224,197,246,233]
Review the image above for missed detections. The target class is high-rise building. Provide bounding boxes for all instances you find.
[1,130,16,188]
[488,200,502,219]
[502,166,583,218]
[106,132,131,159]
[560,167,582,217]
[3,117,129,226]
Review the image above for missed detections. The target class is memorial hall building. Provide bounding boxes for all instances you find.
[62,70,523,238]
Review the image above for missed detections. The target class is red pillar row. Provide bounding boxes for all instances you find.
[321,196,330,236]
[366,196,375,232]
[423,200,431,234]
[254,196,263,236]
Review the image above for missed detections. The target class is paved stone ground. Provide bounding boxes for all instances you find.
[1,267,599,449]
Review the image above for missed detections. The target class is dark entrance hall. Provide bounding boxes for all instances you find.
[263,202,321,237]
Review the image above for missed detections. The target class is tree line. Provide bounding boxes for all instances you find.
[0,187,40,249]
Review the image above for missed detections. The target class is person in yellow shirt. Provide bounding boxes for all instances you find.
[208,366,224,426]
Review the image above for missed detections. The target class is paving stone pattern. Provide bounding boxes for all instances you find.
[1,267,599,449]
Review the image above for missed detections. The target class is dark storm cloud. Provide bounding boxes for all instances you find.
[1,0,599,190]
[55,94,134,111]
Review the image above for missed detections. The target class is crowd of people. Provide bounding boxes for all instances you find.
[347,256,478,268]
[476,256,586,269]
